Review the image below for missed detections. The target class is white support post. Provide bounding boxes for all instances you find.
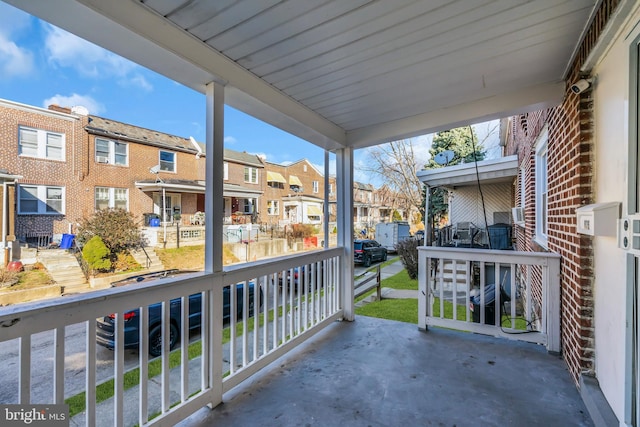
[205,81,225,274]
[545,255,561,353]
[418,248,427,330]
[204,81,224,409]
[323,150,329,249]
[336,148,354,320]
[424,185,430,246]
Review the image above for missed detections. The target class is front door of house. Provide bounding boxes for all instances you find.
[153,192,181,223]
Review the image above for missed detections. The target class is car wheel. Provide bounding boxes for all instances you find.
[148,322,179,357]
[382,252,387,261]
[363,254,371,267]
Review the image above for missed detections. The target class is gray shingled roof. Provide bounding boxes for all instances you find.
[86,115,263,167]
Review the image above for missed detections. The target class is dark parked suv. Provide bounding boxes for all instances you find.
[96,270,260,357]
[354,239,387,267]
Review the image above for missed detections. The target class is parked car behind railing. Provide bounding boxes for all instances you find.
[96,270,261,356]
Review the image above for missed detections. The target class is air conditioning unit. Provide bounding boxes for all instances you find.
[96,156,109,164]
[512,207,525,226]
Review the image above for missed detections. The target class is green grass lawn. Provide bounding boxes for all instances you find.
[355,265,528,330]
[355,298,417,323]
[355,264,417,320]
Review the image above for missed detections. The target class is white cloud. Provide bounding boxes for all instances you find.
[125,74,153,92]
[0,33,34,78]
[0,3,31,37]
[43,24,152,91]
[224,136,237,145]
[43,93,105,115]
[0,3,34,78]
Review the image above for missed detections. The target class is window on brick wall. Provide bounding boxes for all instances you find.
[535,127,548,246]
[224,162,229,180]
[18,185,64,214]
[159,150,176,172]
[243,198,254,214]
[96,138,127,165]
[95,187,128,210]
[313,181,319,193]
[19,126,65,161]
[267,200,279,215]
[244,167,258,184]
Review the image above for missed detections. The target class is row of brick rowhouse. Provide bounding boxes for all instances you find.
[0,98,414,257]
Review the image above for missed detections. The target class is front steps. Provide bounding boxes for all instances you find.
[36,249,88,294]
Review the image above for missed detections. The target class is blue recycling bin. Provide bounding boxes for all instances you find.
[60,233,75,249]
[150,218,161,227]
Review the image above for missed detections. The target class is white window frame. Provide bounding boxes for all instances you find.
[95,138,128,166]
[243,198,255,214]
[224,162,229,180]
[95,187,128,210]
[159,150,176,173]
[534,127,548,247]
[313,181,319,193]
[19,126,65,161]
[244,167,258,184]
[267,200,280,215]
[18,184,65,215]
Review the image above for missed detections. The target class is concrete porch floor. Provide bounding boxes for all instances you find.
[182,316,593,427]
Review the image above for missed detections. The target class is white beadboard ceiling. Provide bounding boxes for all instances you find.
[8,0,599,151]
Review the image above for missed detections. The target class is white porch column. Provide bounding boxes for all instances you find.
[336,147,354,320]
[323,150,329,248]
[204,81,224,409]
[205,81,225,274]
[424,185,430,246]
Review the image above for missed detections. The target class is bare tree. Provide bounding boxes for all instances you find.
[360,139,426,220]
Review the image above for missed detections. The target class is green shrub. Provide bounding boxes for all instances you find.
[77,208,146,254]
[82,236,112,273]
[395,238,419,280]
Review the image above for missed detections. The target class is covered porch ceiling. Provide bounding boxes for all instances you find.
[8,0,598,151]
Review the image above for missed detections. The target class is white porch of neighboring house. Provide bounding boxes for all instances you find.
[418,155,519,249]
[1,1,624,426]
[281,195,324,225]
[135,180,263,247]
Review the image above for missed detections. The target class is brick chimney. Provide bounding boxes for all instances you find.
[48,104,72,114]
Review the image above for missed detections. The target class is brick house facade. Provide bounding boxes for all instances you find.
[261,159,324,226]
[0,99,266,245]
[505,1,619,387]
[0,99,87,242]
[2,97,415,253]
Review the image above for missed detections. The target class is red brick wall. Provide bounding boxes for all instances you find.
[260,160,325,225]
[0,101,86,237]
[506,0,619,384]
[82,134,205,224]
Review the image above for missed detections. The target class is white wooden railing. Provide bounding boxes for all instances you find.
[418,246,561,352]
[0,248,343,427]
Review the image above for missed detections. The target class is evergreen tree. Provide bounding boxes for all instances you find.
[425,127,486,226]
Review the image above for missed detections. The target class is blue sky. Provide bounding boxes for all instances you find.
[0,2,327,165]
[0,2,500,183]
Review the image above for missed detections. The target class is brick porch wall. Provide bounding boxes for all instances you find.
[506,0,619,384]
